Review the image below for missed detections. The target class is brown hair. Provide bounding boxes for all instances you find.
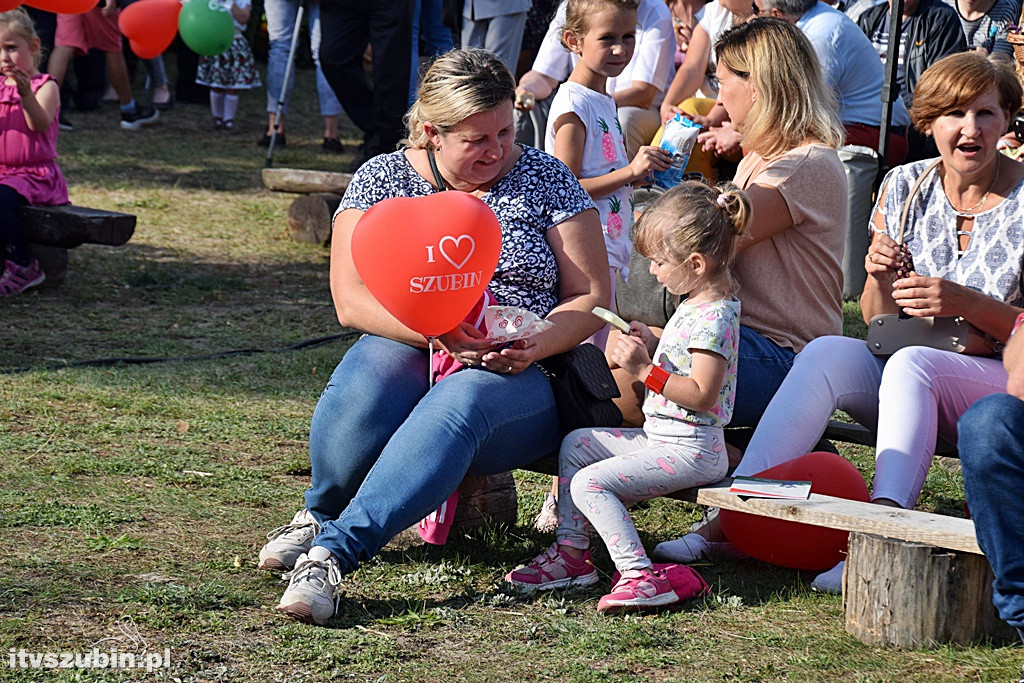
[404,48,516,151]
[634,181,751,282]
[715,17,843,157]
[561,0,641,49]
[910,52,1023,132]
[0,9,42,70]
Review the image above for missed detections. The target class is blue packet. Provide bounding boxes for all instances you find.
[653,114,702,190]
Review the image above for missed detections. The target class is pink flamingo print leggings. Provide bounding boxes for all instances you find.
[555,426,728,572]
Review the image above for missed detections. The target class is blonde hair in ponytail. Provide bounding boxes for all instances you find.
[634,181,750,285]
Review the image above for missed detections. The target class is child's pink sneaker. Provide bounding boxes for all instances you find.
[505,542,598,591]
[0,259,45,296]
[597,567,681,614]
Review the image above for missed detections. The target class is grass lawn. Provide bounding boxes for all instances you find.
[0,60,1020,682]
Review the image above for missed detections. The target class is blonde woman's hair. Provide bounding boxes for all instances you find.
[0,9,42,70]
[715,17,843,158]
[633,181,751,284]
[404,48,516,150]
[911,52,1023,133]
[561,0,640,49]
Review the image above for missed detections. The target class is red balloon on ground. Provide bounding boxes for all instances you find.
[24,0,97,13]
[119,0,181,59]
[720,451,871,571]
[351,193,502,337]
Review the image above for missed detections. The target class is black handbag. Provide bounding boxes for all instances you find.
[536,343,622,435]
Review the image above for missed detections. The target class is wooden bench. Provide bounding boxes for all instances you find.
[261,168,354,246]
[21,204,136,287]
[696,483,1011,647]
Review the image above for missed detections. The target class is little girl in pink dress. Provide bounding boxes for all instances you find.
[0,9,70,296]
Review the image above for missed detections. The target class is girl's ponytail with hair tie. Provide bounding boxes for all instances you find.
[716,193,728,208]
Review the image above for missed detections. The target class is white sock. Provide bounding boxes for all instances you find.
[223,94,239,123]
[210,91,225,119]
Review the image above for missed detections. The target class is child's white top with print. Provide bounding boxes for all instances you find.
[544,80,634,277]
[214,0,251,33]
[643,296,741,435]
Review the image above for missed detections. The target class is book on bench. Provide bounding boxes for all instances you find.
[728,476,812,500]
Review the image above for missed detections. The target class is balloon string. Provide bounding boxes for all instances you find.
[428,337,435,387]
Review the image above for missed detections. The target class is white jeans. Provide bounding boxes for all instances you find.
[736,336,1007,508]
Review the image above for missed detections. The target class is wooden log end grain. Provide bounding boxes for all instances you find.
[286,192,341,245]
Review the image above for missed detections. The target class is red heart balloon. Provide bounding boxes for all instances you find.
[24,0,98,13]
[351,193,502,337]
[719,451,871,571]
[119,0,181,59]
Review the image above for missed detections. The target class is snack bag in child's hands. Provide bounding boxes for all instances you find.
[653,114,701,189]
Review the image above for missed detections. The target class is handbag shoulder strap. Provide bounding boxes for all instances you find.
[427,149,447,192]
[898,158,942,245]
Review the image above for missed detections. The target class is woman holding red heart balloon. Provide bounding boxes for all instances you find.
[258,48,612,626]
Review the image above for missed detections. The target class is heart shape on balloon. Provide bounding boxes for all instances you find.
[351,192,502,337]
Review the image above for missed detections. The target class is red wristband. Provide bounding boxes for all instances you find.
[644,365,670,394]
[1013,311,1024,338]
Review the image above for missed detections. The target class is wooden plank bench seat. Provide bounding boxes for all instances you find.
[20,204,136,287]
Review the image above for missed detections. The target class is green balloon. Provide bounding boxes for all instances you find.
[178,0,235,56]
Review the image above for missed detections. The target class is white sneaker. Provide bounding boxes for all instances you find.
[810,561,845,594]
[276,546,342,625]
[258,509,321,570]
[652,533,747,564]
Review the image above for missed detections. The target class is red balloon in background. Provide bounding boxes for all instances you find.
[118,0,181,59]
[720,451,871,571]
[0,0,22,11]
[24,0,97,13]
[351,193,502,337]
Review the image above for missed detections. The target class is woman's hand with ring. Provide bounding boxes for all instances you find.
[865,230,899,279]
[481,337,539,375]
[436,322,497,366]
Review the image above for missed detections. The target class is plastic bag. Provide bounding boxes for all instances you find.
[653,114,702,189]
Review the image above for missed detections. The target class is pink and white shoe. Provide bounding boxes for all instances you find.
[597,567,681,614]
[0,259,45,296]
[505,542,598,591]
[418,491,458,545]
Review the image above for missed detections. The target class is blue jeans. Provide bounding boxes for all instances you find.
[409,0,453,105]
[731,325,797,429]
[264,0,343,117]
[958,393,1024,636]
[305,335,561,574]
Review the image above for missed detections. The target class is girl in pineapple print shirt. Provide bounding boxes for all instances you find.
[507,181,748,614]
[545,0,671,350]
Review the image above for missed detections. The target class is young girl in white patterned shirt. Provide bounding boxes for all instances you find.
[507,181,749,614]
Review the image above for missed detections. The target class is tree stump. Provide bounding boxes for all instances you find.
[30,244,68,287]
[286,192,341,245]
[451,472,518,532]
[843,532,1014,647]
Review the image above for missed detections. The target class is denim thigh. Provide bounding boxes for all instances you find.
[731,325,797,428]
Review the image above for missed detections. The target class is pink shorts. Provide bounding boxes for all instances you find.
[55,8,122,55]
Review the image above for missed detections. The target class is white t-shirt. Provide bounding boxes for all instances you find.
[694,0,736,98]
[532,0,676,107]
[545,81,634,274]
